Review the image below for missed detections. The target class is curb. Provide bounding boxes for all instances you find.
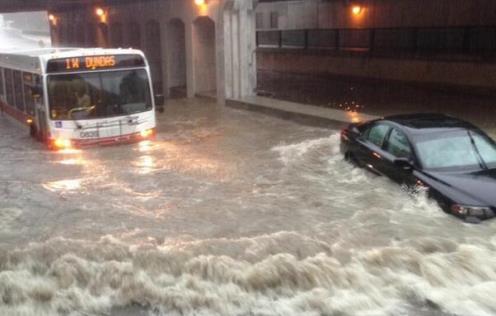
[226,96,378,128]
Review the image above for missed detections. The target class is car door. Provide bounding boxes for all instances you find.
[382,127,417,185]
[355,122,391,175]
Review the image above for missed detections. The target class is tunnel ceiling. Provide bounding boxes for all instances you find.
[0,0,158,13]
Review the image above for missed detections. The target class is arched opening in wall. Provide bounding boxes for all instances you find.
[110,22,123,47]
[127,22,141,49]
[97,23,109,48]
[60,22,71,46]
[85,23,97,47]
[145,20,163,95]
[57,24,65,46]
[166,19,187,98]
[65,22,75,46]
[50,26,61,47]
[193,16,216,97]
[75,22,86,46]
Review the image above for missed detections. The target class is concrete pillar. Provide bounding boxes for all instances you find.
[185,21,195,98]
[160,21,169,98]
[218,0,257,102]
[221,4,233,100]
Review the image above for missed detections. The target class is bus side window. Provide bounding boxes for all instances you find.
[23,72,37,116]
[13,70,25,112]
[0,67,4,101]
[4,69,14,107]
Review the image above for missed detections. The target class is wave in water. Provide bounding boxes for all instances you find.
[1,233,496,316]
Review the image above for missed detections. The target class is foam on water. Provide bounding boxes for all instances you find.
[1,234,496,316]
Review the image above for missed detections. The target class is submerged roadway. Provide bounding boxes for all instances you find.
[1,98,496,316]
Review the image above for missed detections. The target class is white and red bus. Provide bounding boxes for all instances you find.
[0,48,160,149]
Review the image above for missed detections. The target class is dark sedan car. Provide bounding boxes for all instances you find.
[340,113,496,223]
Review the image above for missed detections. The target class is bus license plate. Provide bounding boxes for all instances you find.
[80,130,100,138]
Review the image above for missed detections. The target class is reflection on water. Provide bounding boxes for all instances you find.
[1,98,496,316]
[134,155,156,174]
[43,178,82,192]
[137,140,154,153]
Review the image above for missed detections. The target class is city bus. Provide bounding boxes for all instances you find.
[0,48,160,150]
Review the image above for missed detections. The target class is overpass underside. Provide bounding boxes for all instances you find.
[1,0,258,104]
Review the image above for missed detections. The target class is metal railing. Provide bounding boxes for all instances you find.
[257,26,496,62]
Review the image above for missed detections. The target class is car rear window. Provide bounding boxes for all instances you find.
[366,124,390,147]
[386,128,411,158]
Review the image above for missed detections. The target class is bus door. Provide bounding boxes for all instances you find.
[35,96,48,142]
[32,77,48,142]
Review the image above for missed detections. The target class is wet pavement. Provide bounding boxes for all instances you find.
[1,98,496,316]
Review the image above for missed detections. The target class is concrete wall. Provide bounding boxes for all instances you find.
[257,0,319,30]
[258,50,496,91]
[256,0,496,30]
[50,0,258,103]
[255,0,496,92]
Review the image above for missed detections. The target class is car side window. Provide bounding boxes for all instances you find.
[386,128,412,158]
[366,124,390,147]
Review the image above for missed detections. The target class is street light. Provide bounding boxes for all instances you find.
[48,13,58,26]
[95,7,105,17]
[352,5,363,16]
[194,0,208,15]
[95,7,108,23]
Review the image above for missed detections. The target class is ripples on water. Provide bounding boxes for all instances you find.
[1,106,496,316]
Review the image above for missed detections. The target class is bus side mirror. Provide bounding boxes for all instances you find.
[155,95,165,113]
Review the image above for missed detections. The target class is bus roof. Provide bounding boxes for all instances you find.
[0,47,145,73]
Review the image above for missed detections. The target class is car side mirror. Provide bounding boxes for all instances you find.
[394,157,413,172]
[154,94,165,113]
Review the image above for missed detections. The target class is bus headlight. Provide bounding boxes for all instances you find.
[52,138,72,150]
[140,128,155,138]
[451,204,493,217]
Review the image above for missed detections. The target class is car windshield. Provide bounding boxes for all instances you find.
[415,130,496,170]
[47,69,152,120]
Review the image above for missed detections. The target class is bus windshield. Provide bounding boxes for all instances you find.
[47,69,152,121]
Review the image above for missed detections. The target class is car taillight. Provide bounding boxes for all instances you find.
[341,128,350,141]
[451,204,468,215]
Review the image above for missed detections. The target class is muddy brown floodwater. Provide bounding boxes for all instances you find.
[1,98,496,316]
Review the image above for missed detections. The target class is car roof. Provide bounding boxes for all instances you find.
[382,113,478,135]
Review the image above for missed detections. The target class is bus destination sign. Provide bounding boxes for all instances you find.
[46,54,146,73]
